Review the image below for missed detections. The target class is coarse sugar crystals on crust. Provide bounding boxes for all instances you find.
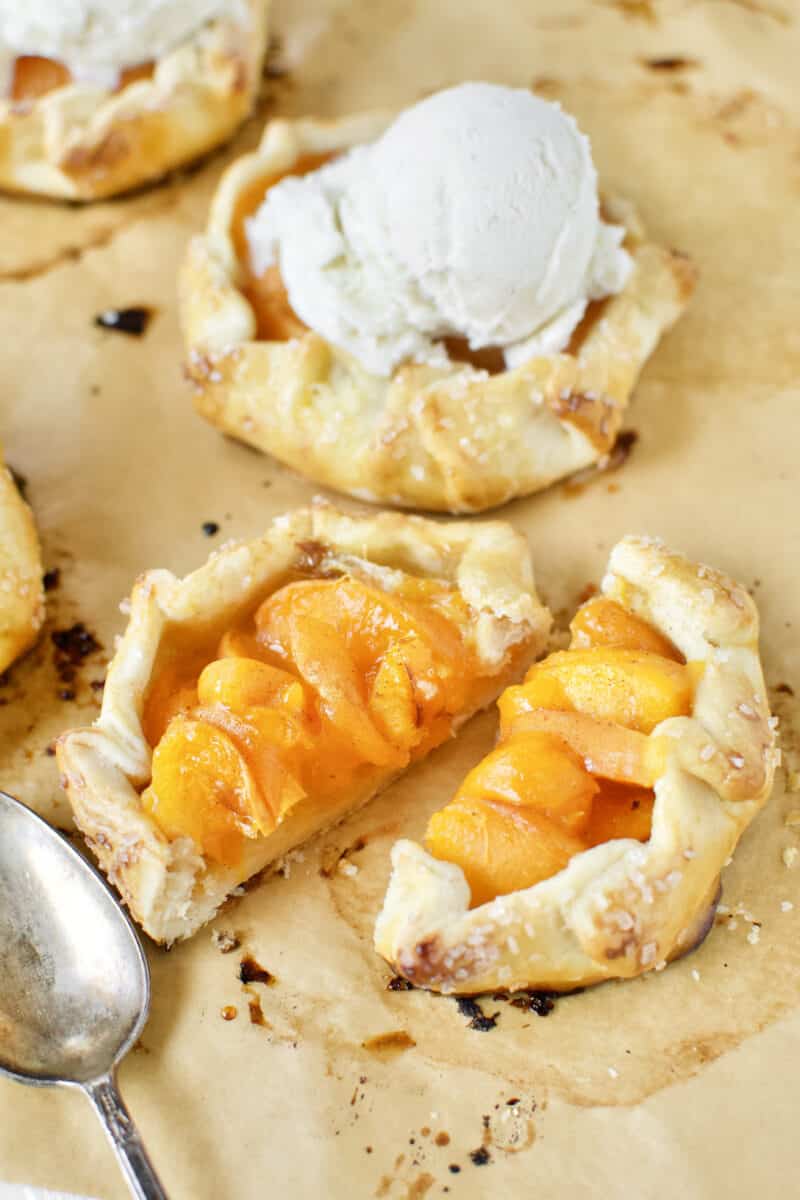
[56,501,550,944]
[0,0,269,201]
[179,107,696,513]
[374,536,777,994]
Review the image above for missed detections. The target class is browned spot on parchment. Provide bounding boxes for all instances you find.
[597,0,657,22]
[362,1031,417,1056]
[642,56,700,72]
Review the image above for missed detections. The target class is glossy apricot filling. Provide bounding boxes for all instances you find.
[425,596,699,907]
[231,157,604,370]
[141,571,488,867]
[8,55,154,103]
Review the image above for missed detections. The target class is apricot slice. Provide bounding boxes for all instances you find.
[218,628,270,662]
[570,597,683,661]
[266,609,402,768]
[143,715,274,866]
[506,648,696,734]
[256,577,468,767]
[585,781,655,847]
[425,798,586,908]
[198,657,307,717]
[457,732,597,837]
[10,56,71,102]
[368,635,450,750]
[257,577,465,679]
[142,656,205,747]
[243,265,309,343]
[497,708,668,788]
[368,647,422,751]
[201,704,307,823]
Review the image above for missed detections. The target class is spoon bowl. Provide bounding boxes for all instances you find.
[0,791,167,1198]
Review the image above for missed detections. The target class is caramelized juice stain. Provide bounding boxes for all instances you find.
[562,429,639,496]
[362,1031,416,1055]
[247,993,270,1028]
[238,956,276,986]
[94,306,156,337]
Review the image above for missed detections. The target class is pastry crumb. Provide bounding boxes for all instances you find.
[691,969,701,982]
[783,846,799,868]
[747,925,760,946]
[780,900,794,912]
[338,859,359,877]
[607,1067,619,1078]
[211,929,241,954]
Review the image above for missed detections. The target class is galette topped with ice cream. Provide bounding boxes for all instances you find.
[0,0,269,199]
[181,82,696,512]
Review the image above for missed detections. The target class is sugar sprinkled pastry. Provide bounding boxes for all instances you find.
[180,83,696,513]
[0,448,44,674]
[0,0,269,200]
[375,537,778,993]
[57,503,549,943]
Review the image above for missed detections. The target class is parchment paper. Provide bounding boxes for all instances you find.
[2,1,800,1196]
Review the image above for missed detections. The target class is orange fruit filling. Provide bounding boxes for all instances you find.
[9,55,154,102]
[425,597,701,907]
[231,156,604,368]
[141,572,484,867]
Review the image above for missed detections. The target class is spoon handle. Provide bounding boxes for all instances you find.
[85,1072,168,1200]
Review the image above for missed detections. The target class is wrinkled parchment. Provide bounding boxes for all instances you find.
[1,1,800,1195]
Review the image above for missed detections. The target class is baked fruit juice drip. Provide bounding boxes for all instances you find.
[141,573,480,866]
[425,597,704,907]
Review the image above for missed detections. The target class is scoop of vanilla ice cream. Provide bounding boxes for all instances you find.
[0,0,236,90]
[247,83,632,377]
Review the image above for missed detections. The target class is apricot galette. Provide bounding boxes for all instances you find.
[180,105,696,514]
[375,536,778,993]
[0,0,268,200]
[56,504,548,943]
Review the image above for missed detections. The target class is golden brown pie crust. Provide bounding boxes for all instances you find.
[180,109,696,513]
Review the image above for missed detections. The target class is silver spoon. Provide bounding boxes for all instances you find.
[0,791,167,1199]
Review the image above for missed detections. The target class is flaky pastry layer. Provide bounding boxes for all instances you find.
[56,502,549,943]
[0,0,268,201]
[180,109,696,513]
[0,453,44,673]
[375,537,778,993]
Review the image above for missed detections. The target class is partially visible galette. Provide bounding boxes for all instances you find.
[0,447,44,673]
[0,0,269,200]
[57,503,549,943]
[376,537,778,993]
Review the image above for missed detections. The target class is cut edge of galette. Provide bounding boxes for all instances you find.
[374,536,778,994]
[56,501,549,944]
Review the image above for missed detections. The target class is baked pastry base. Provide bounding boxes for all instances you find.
[375,536,778,993]
[180,108,696,513]
[56,502,549,943]
[0,0,269,201]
